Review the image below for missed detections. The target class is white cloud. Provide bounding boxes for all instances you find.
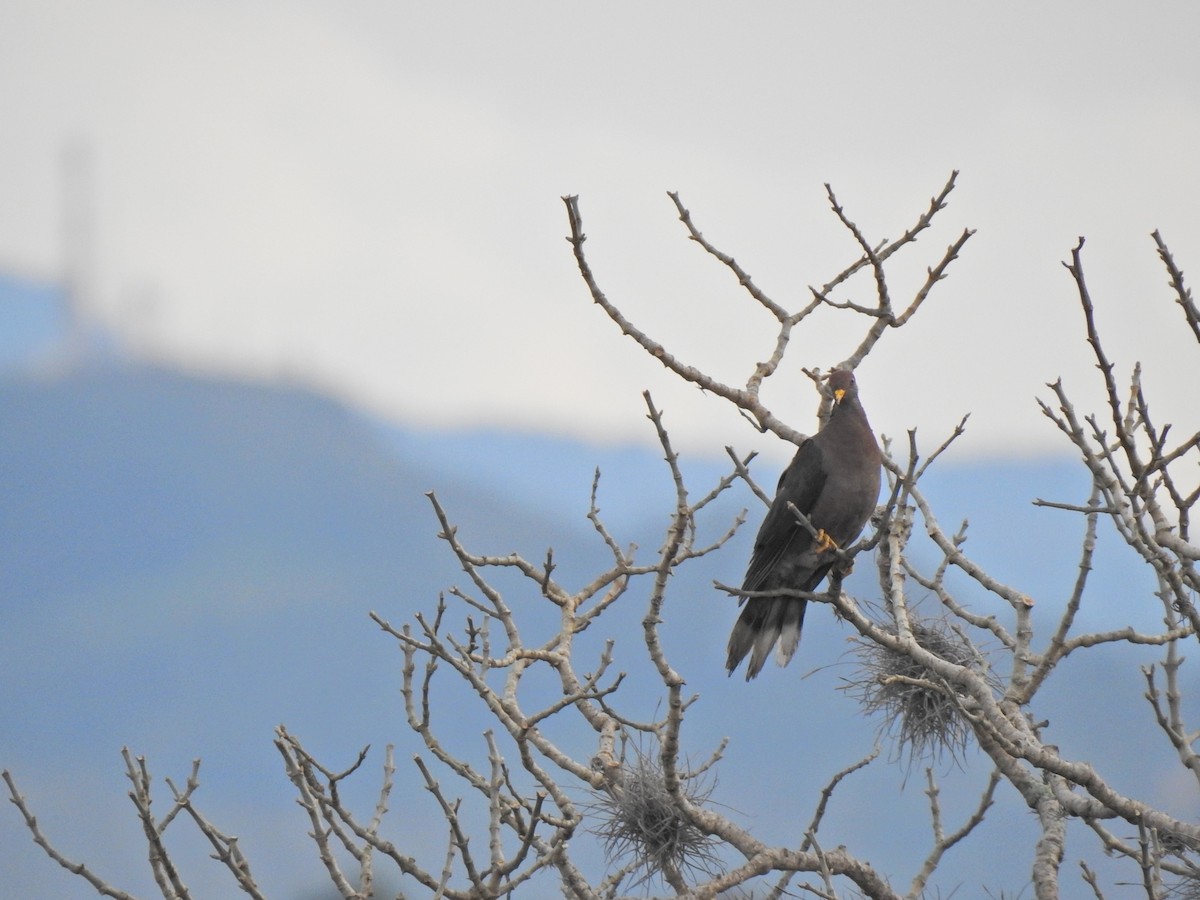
[1,0,1197,460]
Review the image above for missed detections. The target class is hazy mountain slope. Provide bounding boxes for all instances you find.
[0,363,1191,898]
[0,365,613,898]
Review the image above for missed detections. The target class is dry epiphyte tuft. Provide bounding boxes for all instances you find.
[586,738,722,890]
[845,617,993,764]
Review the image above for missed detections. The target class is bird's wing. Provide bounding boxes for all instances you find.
[742,439,827,593]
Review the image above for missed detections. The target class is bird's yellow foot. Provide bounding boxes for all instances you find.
[815,529,840,552]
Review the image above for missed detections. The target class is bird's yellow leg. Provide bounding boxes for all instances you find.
[815,529,840,552]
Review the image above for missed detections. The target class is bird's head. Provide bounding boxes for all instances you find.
[827,368,858,404]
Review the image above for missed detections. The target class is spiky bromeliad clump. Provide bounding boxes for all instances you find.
[587,740,722,891]
[845,618,991,763]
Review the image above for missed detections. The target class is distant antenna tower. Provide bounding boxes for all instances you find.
[60,137,97,362]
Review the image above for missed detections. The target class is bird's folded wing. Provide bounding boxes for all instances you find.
[742,439,826,593]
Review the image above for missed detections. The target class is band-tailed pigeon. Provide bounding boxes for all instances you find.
[726,369,881,680]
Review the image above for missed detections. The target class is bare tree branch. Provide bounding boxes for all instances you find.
[3,770,142,900]
[10,178,1200,900]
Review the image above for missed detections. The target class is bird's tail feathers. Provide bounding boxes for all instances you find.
[726,597,808,680]
[774,601,804,667]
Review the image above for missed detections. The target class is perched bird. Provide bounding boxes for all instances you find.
[726,368,881,680]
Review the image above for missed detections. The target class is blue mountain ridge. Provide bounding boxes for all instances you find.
[0,363,1189,898]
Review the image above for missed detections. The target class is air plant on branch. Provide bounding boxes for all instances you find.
[585,737,723,891]
[844,617,993,764]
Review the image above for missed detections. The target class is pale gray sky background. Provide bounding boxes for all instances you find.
[1,1,1197,460]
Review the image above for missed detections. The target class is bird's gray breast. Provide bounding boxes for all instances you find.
[810,436,882,547]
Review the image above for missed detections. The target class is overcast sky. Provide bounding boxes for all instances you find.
[1,1,1197,461]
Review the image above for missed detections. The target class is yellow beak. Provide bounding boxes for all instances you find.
[834,388,846,402]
